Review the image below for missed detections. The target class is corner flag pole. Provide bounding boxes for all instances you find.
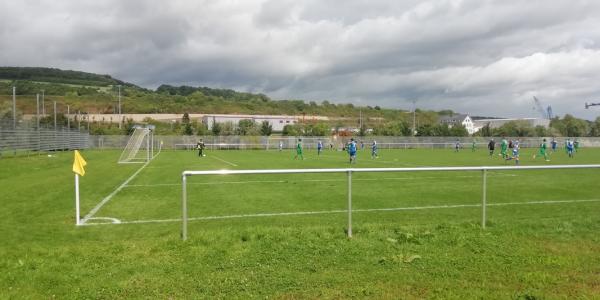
[72,150,87,226]
[75,174,80,225]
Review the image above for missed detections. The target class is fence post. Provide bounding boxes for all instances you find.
[482,168,487,229]
[347,170,353,238]
[182,174,188,240]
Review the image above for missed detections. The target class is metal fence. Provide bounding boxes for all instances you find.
[89,135,600,150]
[181,164,600,240]
[0,128,90,156]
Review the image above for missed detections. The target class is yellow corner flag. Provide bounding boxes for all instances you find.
[73,150,87,176]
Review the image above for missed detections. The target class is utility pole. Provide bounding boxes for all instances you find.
[410,99,418,136]
[67,105,70,129]
[54,101,57,130]
[12,86,16,129]
[118,85,122,129]
[36,93,40,129]
[41,89,45,116]
[359,109,362,134]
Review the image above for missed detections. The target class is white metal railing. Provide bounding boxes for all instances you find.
[181,164,600,240]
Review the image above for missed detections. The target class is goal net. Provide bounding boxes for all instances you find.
[118,126,158,163]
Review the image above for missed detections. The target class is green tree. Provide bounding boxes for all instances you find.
[211,122,222,136]
[589,117,600,137]
[416,124,434,136]
[493,121,534,137]
[551,114,589,137]
[237,119,256,135]
[220,122,235,135]
[182,112,190,124]
[479,123,492,137]
[311,122,330,136]
[534,125,548,137]
[282,124,303,136]
[431,124,451,136]
[260,121,272,136]
[449,124,469,137]
[182,123,193,135]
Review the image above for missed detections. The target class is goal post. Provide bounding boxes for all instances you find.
[118,125,159,164]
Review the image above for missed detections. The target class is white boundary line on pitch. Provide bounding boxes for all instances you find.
[81,198,600,226]
[123,173,516,188]
[80,161,151,224]
[211,155,238,167]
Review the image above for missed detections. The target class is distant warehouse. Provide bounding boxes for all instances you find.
[202,114,305,132]
[472,118,550,132]
[438,114,550,135]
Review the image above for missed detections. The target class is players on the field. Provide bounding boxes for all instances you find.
[551,138,557,152]
[566,139,574,158]
[371,140,378,159]
[347,138,357,164]
[278,140,283,151]
[487,139,495,156]
[505,139,520,165]
[317,139,323,156]
[196,139,206,157]
[294,138,304,160]
[533,138,550,161]
[471,140,476,152]
[574,139,580,153]
[500,137,508,159]
[454,139,461,152]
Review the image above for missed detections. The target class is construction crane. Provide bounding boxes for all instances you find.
[533,96,553,119]
[585,102,600,109]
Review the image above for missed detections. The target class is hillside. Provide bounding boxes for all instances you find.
[0,67,417,122]
[0,67,136,87]
[2,66,596,137]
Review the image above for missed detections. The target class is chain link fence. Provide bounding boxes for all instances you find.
[0,125,90,157]
[89,135,600,150]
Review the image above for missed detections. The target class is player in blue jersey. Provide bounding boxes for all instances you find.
[505,139,520,165]
[347,138,357,164]
[566,139,574,158]
[551,138,557,152]
[317,139,323,156]
[371,140,378,159]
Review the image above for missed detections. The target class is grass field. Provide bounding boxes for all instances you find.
[1,146,600,298]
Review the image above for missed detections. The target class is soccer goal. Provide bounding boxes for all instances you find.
[118,125,160,163]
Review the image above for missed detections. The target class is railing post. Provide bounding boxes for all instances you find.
[482,168,487,229]
[182,174,188,241]
[347,170,352,238]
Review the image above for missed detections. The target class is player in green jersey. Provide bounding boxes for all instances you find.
[533,138,550,161]
[500,137,508,159]
[294,138,304,160]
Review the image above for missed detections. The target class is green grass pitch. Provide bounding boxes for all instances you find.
[1,147,599,298]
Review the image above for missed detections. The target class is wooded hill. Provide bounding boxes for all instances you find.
[1,67,598,137]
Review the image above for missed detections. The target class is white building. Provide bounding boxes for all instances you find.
[439,114,477,135]
[202,114,302,132]
[472,118,550,132]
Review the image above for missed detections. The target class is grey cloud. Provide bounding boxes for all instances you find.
[1,0,600,120]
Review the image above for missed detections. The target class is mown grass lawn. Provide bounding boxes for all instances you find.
[1,147,599,298]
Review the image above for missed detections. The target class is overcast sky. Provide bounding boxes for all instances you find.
[2,0,600,120]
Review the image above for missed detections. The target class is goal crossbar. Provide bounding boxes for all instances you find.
[181,164,600,240]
